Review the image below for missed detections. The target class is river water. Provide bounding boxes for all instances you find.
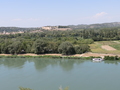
[0,58,120,90]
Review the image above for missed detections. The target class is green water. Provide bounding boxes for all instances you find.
[0,58,120,90]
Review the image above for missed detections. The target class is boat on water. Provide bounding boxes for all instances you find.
[92,58,104,61]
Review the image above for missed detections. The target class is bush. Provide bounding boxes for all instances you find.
[74,44,90,54]
[58,41,75,55]
[104,56,119,60]
[19,87,32,90]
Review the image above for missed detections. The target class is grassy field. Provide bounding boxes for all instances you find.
[89,41,120,54]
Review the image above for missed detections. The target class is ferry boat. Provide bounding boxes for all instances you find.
[92,58,104,61]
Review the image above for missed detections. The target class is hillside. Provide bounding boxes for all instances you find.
[0,27,41,33]
[1,22,120,33]
[69,22,120,29]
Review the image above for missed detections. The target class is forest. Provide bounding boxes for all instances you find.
[0,27,40,33]
[0,27,120,55]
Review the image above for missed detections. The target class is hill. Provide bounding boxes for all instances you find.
[1,22,120,33]
[69,22,120,29]
[0,27,41,33]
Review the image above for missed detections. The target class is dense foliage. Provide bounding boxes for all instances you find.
[0,36,90,55]
[1,26,120,55]
[0,30,92,55]
[58,42,75,55]
[19,87,69,90]
[19,87,32,90]
[104,56,119,60]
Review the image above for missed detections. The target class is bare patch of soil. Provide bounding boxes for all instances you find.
[101,45,116,50]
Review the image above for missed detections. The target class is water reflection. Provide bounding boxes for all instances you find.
[0,58,26,68]
[33,58,52,71]
[32,58,86,71]
[0,58,120,70]
[59,59,75,71]
[104,60,120,65]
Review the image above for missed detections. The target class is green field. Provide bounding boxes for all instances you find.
[89,41,120,54]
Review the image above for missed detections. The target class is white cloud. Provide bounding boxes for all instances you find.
[93,12,108,18]
[77,12,108,21]
[76,12,111,24]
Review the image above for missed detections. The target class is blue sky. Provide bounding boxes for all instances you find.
[0,0,120,27]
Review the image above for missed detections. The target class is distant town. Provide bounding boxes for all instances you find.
[0,26,72,35]
[41,26,71,31]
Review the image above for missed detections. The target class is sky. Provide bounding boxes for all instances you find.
[0,0,120,27]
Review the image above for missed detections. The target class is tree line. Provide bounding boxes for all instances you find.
[0,37,91,55]
[1,27,120,41]
[0,27,120,55]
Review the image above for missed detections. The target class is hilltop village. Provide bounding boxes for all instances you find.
[0,26,72,35]
[41,26,71,31]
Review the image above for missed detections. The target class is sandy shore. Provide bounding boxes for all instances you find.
[0,52,119,58]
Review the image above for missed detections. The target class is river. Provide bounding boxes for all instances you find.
[0,58,120,90]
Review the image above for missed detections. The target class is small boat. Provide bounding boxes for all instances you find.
[92,58,104,61]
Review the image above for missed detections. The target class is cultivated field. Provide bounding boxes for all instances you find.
[89,41,120,54]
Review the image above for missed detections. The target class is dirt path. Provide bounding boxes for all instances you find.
[0,53,119,58]
[18,53,119,58]
[79,52,118,58]
[113,41,120,44]
[101,45,116,50]
[18,53,62,56]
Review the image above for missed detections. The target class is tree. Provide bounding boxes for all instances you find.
[7,41,23,54]
[32,39,48,54]
[58,41,75,55]
[19,87,32,90]
[47,42,59,53]
[74,44,90,54]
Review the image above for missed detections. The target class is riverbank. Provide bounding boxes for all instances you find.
[0,52,119,58]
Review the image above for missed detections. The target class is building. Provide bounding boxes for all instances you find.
[42,26,52,30]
